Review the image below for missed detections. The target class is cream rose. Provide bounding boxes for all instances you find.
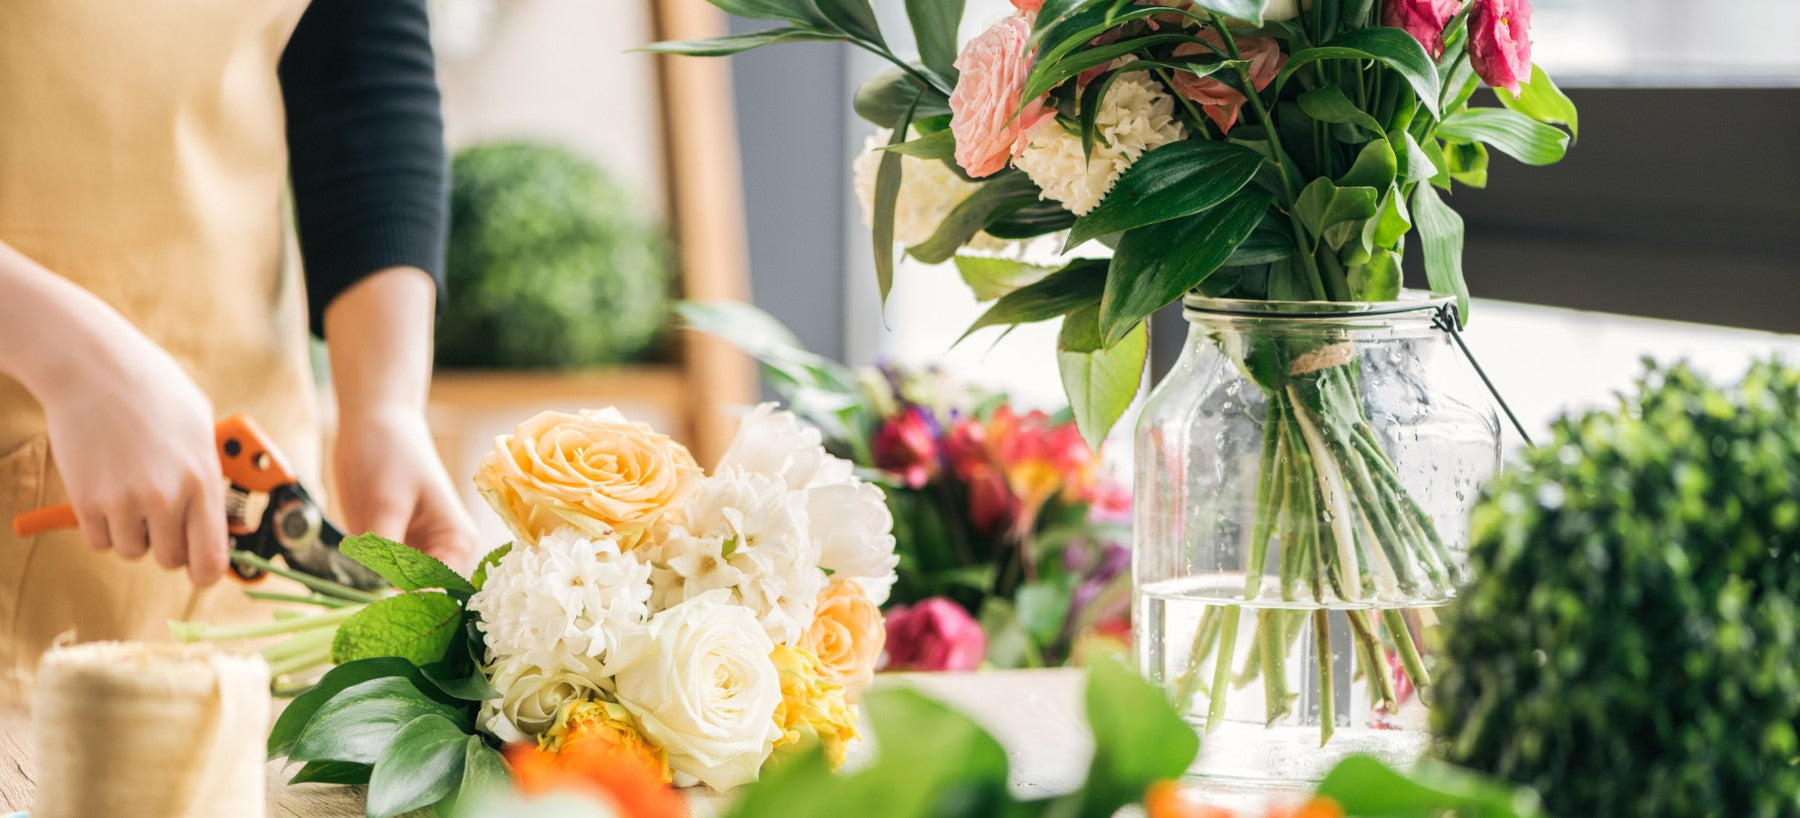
[477,652,607,743]
[799,577,885,700]
[613,589,784,790]
[474,408,701,549]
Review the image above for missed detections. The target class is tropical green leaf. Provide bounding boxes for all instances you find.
[1446,140,1489,188]
[1293,178,1378,240]
[1078,657,1202,817]
[854,68,952,128]
[448,739,513,815]
[289,677,471,765]
[1436,108,1570,166]
[1337,138,1397,190]
[339,533,474,597]
[1057,306,1148,450]
[1348,248,1402,301]
[367,714,473,818]
[1224,215,1296,266]
[906,0,966,78]
[1079,69,1127,162]
[1297,85,1385,139]
[963,258,1108,338]
[331,591,465,666]
[1496,64,1579,140]
[711,0,828,26]
[640,26,841,56]
[908,173,1041,264]
[270,657,448,757]
[286,761,372,786]
[469,543,512,592]
[1398,131,1438,183]
[1316,756,1545,817]
[873,101,917,305]
[1102,191,1269,345]
[956,255,1056,301]
[1412,182,1468,318]
[881,128,956,162]
[1280,28,1443,118]
[1365,186,1412,249]
[810,0,885,46]
[1066,141,1266,248]
[420,657,502,703]
[1023,31,1201,103]
[985,199,1078,239]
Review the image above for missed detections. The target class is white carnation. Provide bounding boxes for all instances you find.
[852,130,1009,252]
[807,481,899,605]
[477,652,608,743]
[718,402,855,490]
[651,466,825,645]
[468,528,653,676]
[1014,72,1187,216]
[613,589,784,790]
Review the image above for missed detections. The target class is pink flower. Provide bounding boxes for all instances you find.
[1384,0,1461,59]
[884,598,987,671]
[872,407,940,489]
[1010,0,1043,13]
[949,16,1050,178]
[1167,32,1286,134]
[1469,0,1533,95]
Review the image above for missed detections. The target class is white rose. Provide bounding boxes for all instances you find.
[468,528,653,676]
[718,403,855,490]
[806,481,899,605]
[1014,71,1186,216]
[613,589,783,790]
[477,653,607,743]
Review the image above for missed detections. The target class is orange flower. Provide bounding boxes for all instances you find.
[505,730,685,818]
[1144,780,1235,818]
[1271,797,1345,818]
[799,577,885,700]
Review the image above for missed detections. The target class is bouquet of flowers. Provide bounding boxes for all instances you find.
[174,405,895,817]
[684,301,1131,670]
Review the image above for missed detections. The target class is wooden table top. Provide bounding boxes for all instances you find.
[0,669,1090,817]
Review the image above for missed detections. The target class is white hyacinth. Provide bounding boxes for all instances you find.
[717,403,854,491]
[1013,71,1187,216]
[651,466,825,645]
[852,129,1009,252]
[467,528,653,677]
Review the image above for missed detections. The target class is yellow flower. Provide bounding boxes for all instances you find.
[541,699,673,784]
[800,577,885,701]
[474,408,701,549]
[768,645,859,770]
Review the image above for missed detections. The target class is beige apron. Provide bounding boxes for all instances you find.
[0,0,322,696]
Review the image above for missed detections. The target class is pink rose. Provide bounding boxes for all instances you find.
[1469,0,1532,95]
[949,16,1049,178]
[885,598,987,671]
[1168,32,1286,134]
[1384,0,1461,59]
[872,407,940,489]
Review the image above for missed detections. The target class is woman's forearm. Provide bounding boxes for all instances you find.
[0,241,139,403]
[321,266,438,421]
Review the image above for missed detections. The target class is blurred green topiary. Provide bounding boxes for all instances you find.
[438,141,671,368]
[1434,359,1800,817]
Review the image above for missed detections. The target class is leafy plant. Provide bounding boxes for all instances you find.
[438,141,671,369]
[1433,359,1800,817]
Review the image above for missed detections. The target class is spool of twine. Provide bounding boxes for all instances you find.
[30,642,269,818]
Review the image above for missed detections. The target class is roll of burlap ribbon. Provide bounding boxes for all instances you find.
[31,642,269,818]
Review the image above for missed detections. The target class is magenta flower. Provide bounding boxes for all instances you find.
[884,598,987,672]
[872,407,940,489]
[1469,0,1533,94]
[1384,0,1461,59]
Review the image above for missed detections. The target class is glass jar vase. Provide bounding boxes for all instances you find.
[1134,291,1500,791]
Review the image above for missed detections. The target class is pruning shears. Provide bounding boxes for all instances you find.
[10,414,383,590]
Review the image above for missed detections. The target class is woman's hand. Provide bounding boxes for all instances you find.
[0,243,228,585]
[323,266,478,570]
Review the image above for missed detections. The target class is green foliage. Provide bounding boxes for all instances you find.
[330,590,464,666]
[439,141,671,369]
[1434,360,1800,818]
[1058,305,1148,450]
[340,533,475,598]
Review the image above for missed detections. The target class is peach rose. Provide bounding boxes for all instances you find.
[1168,32,1286,134]
[474,408,701,550]
[799,577,885,700]
[949,16,1050,178]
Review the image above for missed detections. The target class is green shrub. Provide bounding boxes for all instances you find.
[1434,359,1800,817]
[438,141,671,368]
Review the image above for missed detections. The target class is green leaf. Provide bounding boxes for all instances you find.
[367,714,474,818]
[1078,656,1202,817]
[270,657,437,758]
[450,739,513,814]
[1436,108,1570,166]
[286,760,372,785]
[984,199,1077,239]
[1194,0,1270,25]
[1101,191,1269,345]
[331,591,465,666]
[1066,141,1266,249]
[1015,576,1081,648]
[977,597,1040,669]
[1496,64,1579,140]
[1365,186,1412,249]
[1022,31,1200,104]
[873,101,917,306]
[1280,28,1443,119]
[908,173,1041,264]
[1297,85,1385,139]
[1058,306,1146,450]
[641,26,841,56]
[1224,215,1296,266]
[854,68,951,128]
[289,676,471,765]
[1348,248,1402,301]
[1337,139,1398,190]
[810,0,885,47]
[469,543,512,592]
[1412,182,1468,318]
[1447,140,1489,188]
[963,258,1108,338]
[1316,756,1545,818]
[339,533,474,596]
[1293,178,1378,240]
[420,658,501,703]
[881,128,956,162]
[956,255,1056,301]
[711,0,828,26]
[906,0,965,78]
[1397,131,1438,183]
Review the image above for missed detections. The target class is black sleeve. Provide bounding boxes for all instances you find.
[279,0,449,337]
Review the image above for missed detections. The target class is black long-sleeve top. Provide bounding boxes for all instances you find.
[279,0,448,337]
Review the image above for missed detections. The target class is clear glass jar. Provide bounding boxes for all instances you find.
[1134,291,1500,792]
